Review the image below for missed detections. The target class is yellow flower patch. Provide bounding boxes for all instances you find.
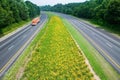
[22,16,94,80]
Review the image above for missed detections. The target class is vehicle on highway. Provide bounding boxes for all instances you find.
[32,17,40,26]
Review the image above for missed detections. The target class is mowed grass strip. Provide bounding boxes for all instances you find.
[21,16,94,79]
[61,16,120,80]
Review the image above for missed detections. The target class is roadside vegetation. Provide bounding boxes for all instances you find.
[21,16,94,79]
[3,14,95,80]
[2,13,49,80]
[0,0,40,37]
[41,0,120,35]
[61,16,120,80]
[0,20,30,37]
[3,11,120,80]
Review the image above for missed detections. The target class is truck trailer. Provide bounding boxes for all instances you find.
[32,17,40,26]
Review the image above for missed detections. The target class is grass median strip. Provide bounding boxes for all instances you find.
[3,14,95,80]
[20,16,95,79]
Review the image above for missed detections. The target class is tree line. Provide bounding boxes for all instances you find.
[0,0,40,28]
[41,0,120,30]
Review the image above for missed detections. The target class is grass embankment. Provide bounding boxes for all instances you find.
[20,16,94,79]
[62,18,120,80]
[0,20,31,37]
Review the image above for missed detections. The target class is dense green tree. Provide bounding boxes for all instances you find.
[8,0,21,22]
[41,5,52,11]
[25,1,40,18]
[104,0,120,24]
[0,4,8,27]
[0,0,15,27]
[0,0,40,29]
[18,1,29,20]
[41,0,120,29]
[94,0,109,20]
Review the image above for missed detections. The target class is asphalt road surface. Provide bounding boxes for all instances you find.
[0,13,47,77]
[57,13,120,73]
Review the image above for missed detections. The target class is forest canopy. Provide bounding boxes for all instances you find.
[41,0,120,29]
[0,0,40,28]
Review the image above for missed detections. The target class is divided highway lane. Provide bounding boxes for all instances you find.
[57,13,120,73]
[0,13,47,77]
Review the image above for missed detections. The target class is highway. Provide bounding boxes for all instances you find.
[57,13,120,73]
[0,13,47,77]
[0,12,119,78]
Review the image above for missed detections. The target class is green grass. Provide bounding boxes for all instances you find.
[3,12,120,80]
[20,16,93,79]
[3,18,48,80]
[61,17,120,80]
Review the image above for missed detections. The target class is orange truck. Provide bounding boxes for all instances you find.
[31,17,40,26]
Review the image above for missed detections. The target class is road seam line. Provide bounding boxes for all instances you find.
[8,45,14,50]
[106,43,112,48]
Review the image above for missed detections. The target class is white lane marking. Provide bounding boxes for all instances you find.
[8,45,14,50]
[106,43,112,48]
[23,35,27,38]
